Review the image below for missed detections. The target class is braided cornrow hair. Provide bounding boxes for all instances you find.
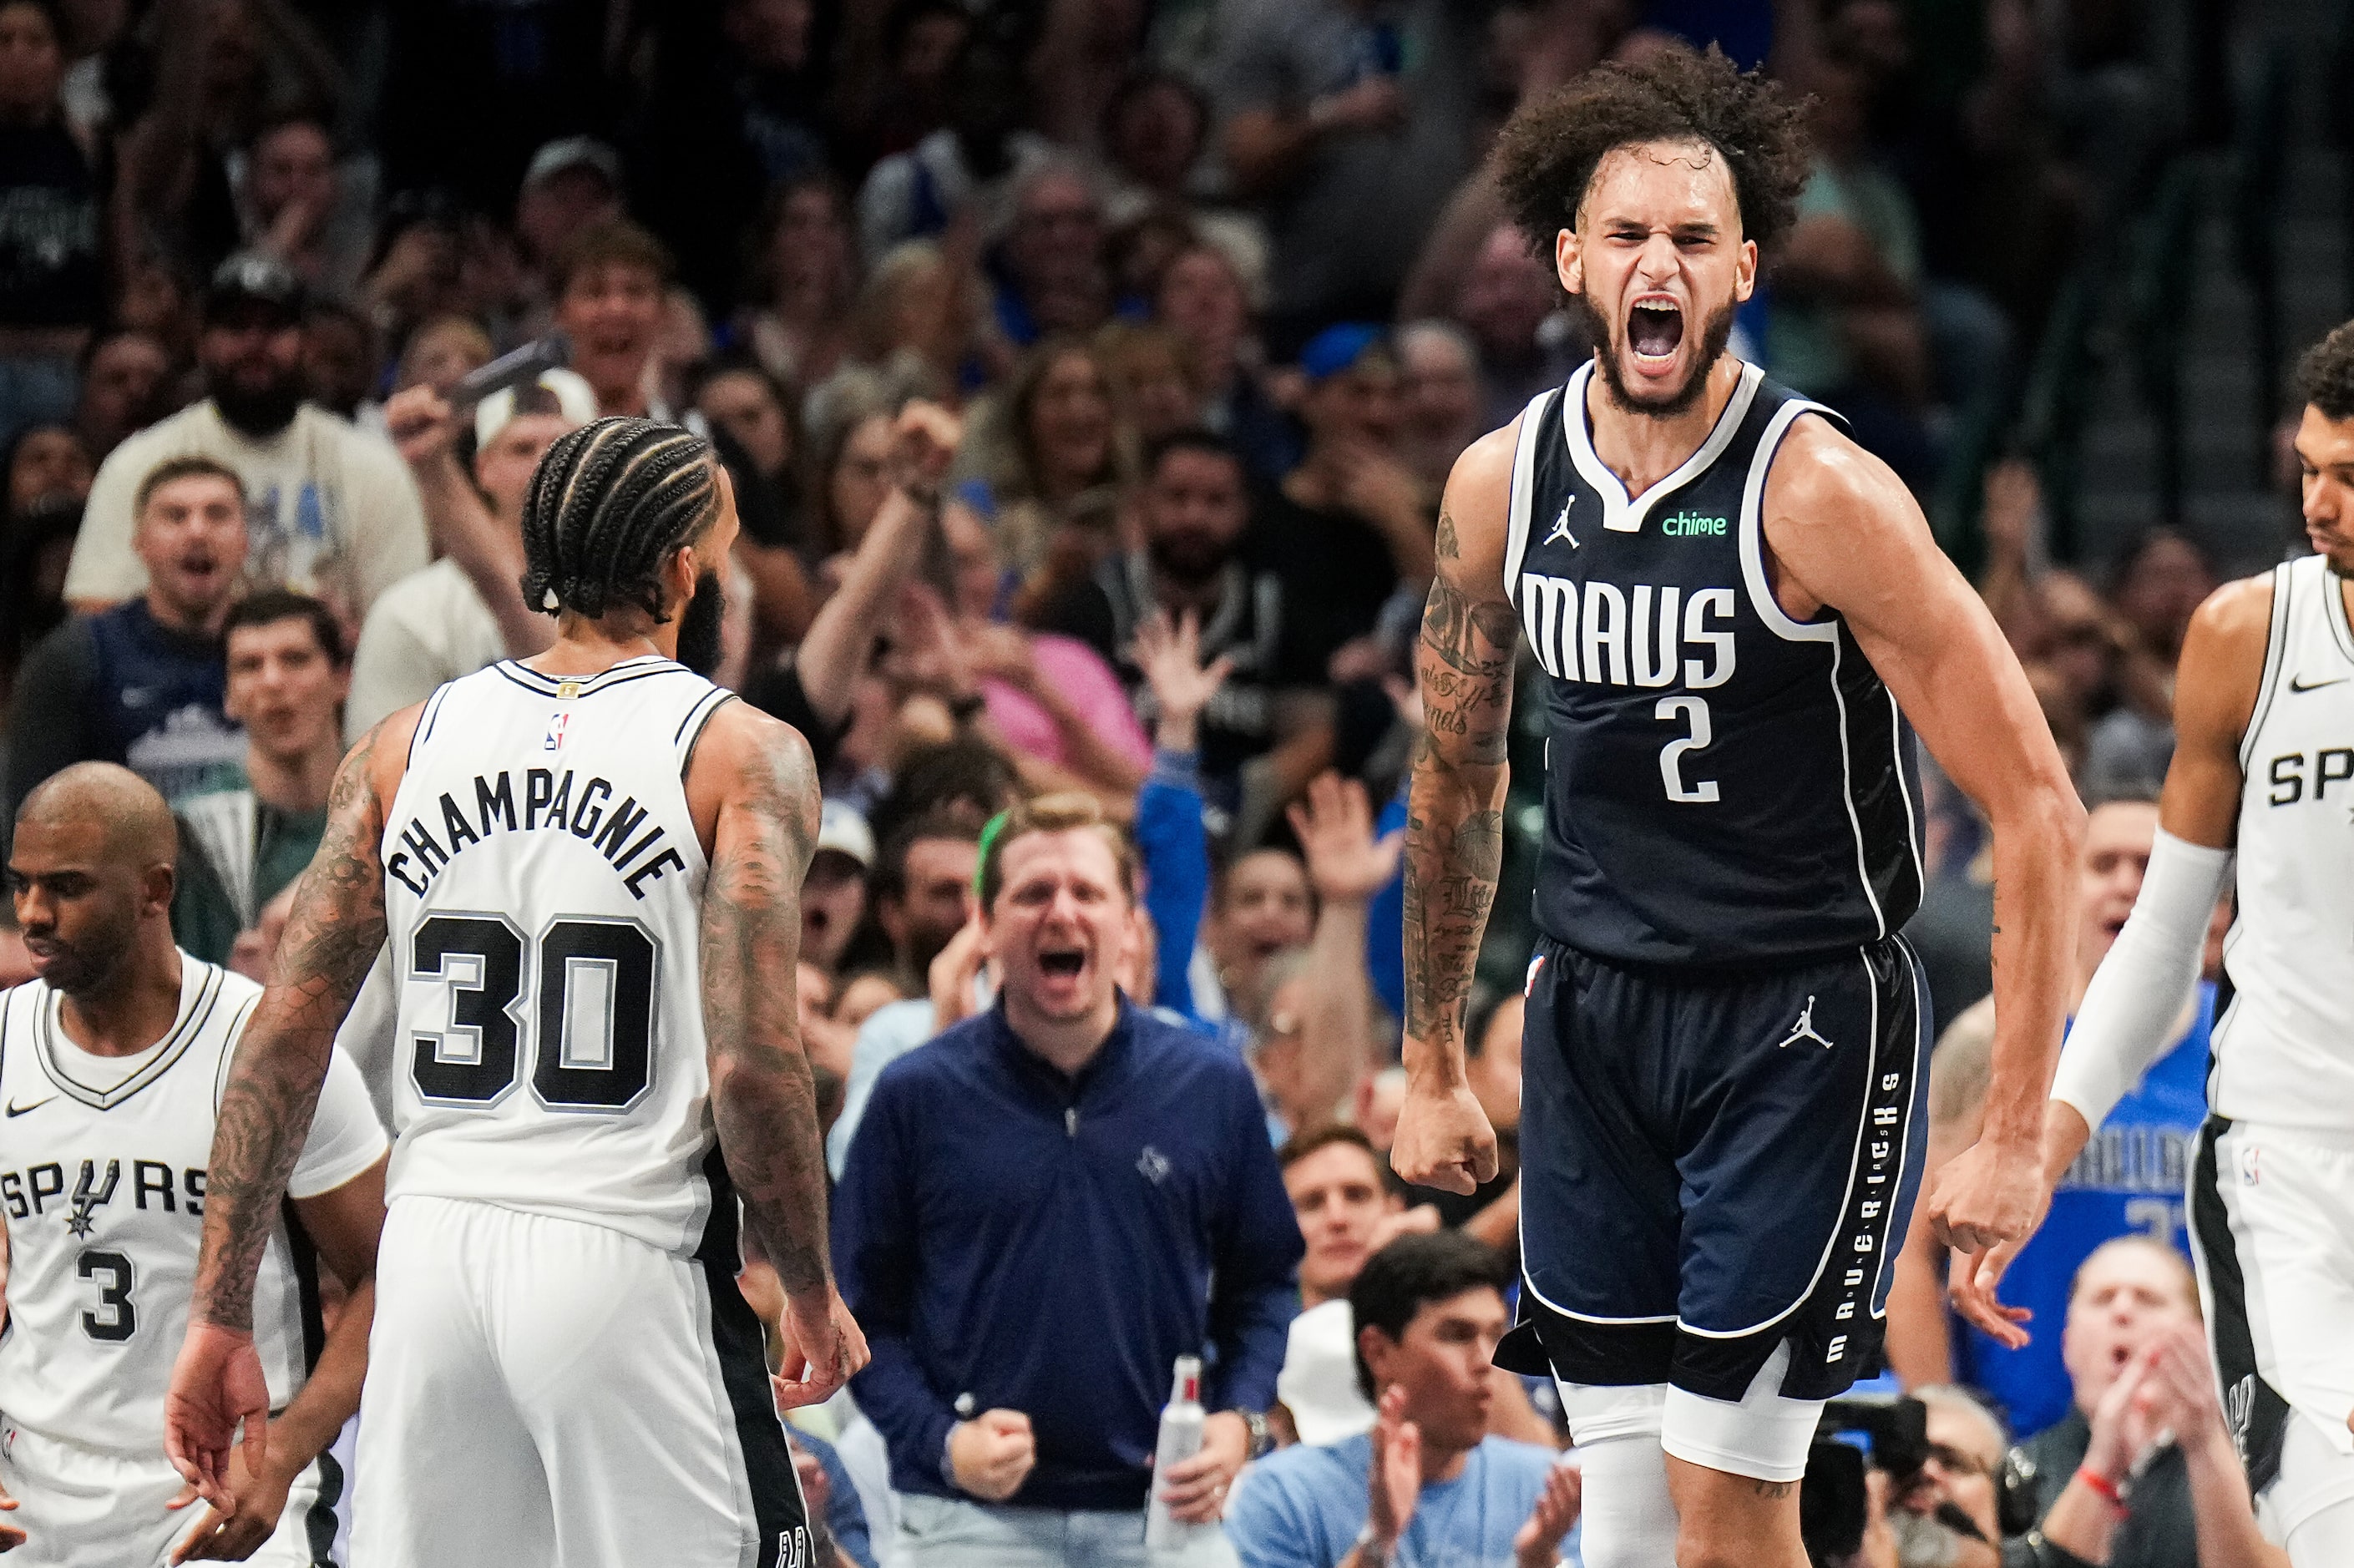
[519,416,721,621]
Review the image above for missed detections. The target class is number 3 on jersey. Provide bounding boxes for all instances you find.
[1655,696,1720,804]
[409,913,657,1111]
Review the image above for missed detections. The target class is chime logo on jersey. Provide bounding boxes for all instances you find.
[1516,574,1739,689]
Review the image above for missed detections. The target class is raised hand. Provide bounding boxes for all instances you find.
[382,384,460,473]
[1364,1384,1423,1554]
[1131,609,1232,753]
[1513,1458,1583,1568]
[1288,771,1405,907]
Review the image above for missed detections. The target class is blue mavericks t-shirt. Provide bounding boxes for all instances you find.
[1226,1433,1579,1568]
[1957,982,2215,1439]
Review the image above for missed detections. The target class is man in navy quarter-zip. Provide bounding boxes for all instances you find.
[1393,45,2083,1568]
[833,792,1303,1568]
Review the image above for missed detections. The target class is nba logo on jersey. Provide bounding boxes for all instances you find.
[544,711,571,751]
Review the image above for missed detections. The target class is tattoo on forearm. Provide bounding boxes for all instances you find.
[701,726,832,1295]
[1404,559,1518,1044]
[196,733,389,1331]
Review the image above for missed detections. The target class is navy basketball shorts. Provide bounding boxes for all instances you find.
[1504,932,1931,1404]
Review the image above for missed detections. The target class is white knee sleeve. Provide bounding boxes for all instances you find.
[1571,1432,1680,1568]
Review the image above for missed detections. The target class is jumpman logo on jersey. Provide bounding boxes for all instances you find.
[1776,996,1834,1050]
[1543,497,1579,549]
[64,1158,120,1239]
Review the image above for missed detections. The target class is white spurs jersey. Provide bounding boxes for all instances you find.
[2214,553,2354,1129]
[382,657,735,1254]
[0,957,386,1455]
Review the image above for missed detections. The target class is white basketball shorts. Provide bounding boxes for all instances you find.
[0,1419,339,1568]
[2189,1116,2354,1542]
[351,1189,812,1568]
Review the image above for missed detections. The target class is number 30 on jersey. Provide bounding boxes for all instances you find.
[408,913,658,1111]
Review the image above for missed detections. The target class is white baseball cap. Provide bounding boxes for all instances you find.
[475,367,600,450]
[1276,1298,1378,1448]
[815,800,876,871]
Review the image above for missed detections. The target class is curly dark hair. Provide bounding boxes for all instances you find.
[1492,44,1812,255]
[2296,320,2354,421]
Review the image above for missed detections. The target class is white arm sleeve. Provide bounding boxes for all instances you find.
[2050,829,2232,1131]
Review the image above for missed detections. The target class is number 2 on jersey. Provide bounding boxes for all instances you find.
[1655,695,1720,804]
[410,914,656,1111]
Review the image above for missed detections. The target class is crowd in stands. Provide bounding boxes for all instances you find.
[0,0,2296,1564]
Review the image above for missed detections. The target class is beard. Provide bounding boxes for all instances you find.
[1567,290,1738,419]
[210,372,305,438]
[1147,529,1230,584]
[676,569,726,677]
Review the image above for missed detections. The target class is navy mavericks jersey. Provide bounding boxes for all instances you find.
[1505,362,1925,968]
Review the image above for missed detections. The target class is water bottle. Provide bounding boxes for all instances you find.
[1144,1354,1206,1553]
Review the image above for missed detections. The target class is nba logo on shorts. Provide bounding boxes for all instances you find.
[544,711,570,752]
[1526,954,1546,996]
[2239,1144,2260,1186]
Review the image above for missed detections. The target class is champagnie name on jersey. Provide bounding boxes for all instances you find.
[1517,576,1739,687]
[387,767,687,900]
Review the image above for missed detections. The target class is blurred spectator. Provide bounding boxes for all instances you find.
[1101,68,1212,226]
[1215,0,1486,350]
[858,40,1051,266]
[1891,788,2215,1435]
[8,418,88,511]
[235,110,371,298]
[785,1423,880,1568]
[848,236,990,397]
[1093,321,1198,448]
[1203,846,1315,1027]
[737,175,858,392]
[992,159,1115,346]
[170,589,344,964]
[1037,431,1331,817]
[836,0,969,173]
[300,298,376,421]
[73,327,173,460]
[390,314,493,400]
[63,253,429,628]
[1450,224,1578,429]
[1156,240,1296,480]
[2081,528,2218,790]
[864,811,979,1003]
[352,370,595,739]
[514,137,625,297]
[1891,1385,2005,1568]
[0,0,100,453]
[8,455,247,821]
[1258,325,1430,679]
[692,359,814,645]
[1273,1125,1438,1448]
[1224,1232,1582,1568]
[833,792,1303,1566]
[552,220,672,418]
[2001,1244,2220,1568]
[959,334,1128,592]
[801,366,911,561]
[1395,320,1486,490]
[802,799,876,979]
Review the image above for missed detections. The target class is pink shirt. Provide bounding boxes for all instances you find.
[983,634,1152,771]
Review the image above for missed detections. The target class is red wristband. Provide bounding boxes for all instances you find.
[2075,1465,2127,1512]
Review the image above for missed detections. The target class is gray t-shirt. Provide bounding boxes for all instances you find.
[1213,0,1481,323]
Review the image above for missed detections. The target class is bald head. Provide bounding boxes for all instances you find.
[18,763,179,869]
[9,764,180,998]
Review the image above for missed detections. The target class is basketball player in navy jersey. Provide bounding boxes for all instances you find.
[1393,49,2083,1568]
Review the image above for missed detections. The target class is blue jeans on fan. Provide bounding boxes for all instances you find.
[892,1494,1240,1568]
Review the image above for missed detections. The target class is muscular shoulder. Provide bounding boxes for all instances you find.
[2180,572,2276,670]
[1435,417,1523,578]
[1765,412,1916,534]
[686,696,819,851]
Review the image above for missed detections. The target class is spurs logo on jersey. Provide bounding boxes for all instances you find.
[2211,552,2354,1130]
[384,656,735,1253]
[0,957,385,1457]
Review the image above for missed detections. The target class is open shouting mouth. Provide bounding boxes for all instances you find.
[1628,296,1685,364]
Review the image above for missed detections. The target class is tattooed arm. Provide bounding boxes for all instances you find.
[166,706,416,1505]
[687,701,870,1409]
[1392,425,1522,1196]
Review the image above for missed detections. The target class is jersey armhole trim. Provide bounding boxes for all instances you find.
[409,683,454,765]
[676,688,738,779]
[1737,400,1840,645]
[2236,561,2296,773]
[1501,388,1557,608]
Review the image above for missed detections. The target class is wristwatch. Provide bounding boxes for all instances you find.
[1229,1407,1273,1459]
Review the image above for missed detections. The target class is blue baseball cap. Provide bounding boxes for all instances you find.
[1298,322,1388,382]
